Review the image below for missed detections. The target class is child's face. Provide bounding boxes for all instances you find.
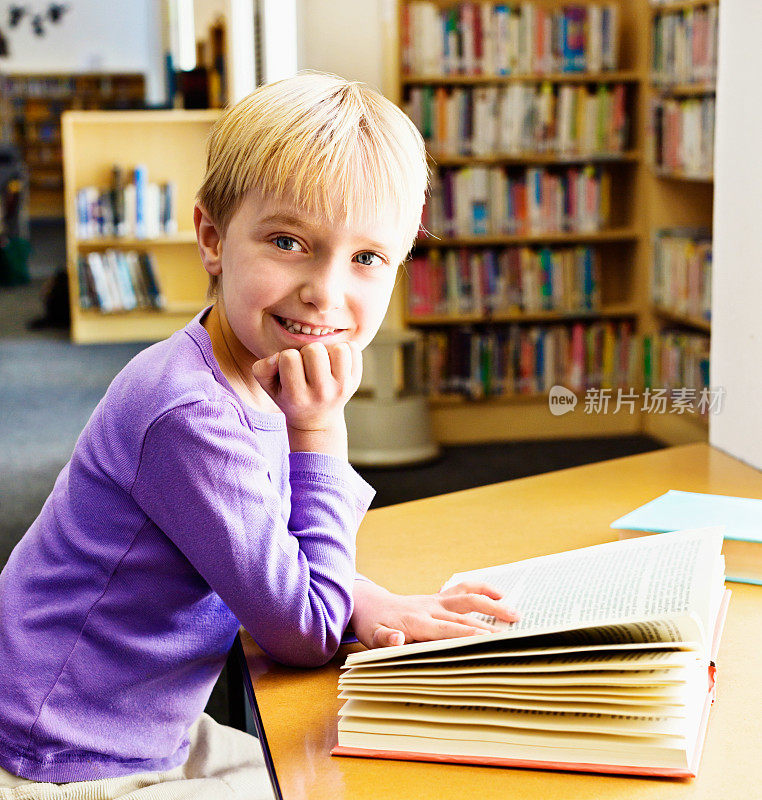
[213,189,406,361]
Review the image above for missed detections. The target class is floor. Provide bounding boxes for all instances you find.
[0,221,665,728]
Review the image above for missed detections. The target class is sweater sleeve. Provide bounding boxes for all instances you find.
[130,400,375,667]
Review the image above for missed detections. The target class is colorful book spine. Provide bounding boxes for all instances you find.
[652,5,718,85]
[652,228,712,321]
[75,172,179,240]
[646,330,710,399]
[650,96,715,176]
[134,165,148,239]
[421,320,638,398]
[78,249,164,313]
[403,2,620,76]
[407,245,602,318]
[422,165,610,237]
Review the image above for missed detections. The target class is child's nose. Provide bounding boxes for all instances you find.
[299,263,346,312]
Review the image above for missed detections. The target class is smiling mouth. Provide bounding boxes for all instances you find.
[275,316,346,337]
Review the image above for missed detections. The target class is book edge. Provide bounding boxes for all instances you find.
[329,745,696,779]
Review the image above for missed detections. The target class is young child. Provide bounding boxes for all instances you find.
[0,73,517,798]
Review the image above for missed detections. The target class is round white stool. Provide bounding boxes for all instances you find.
[346,328,440,466]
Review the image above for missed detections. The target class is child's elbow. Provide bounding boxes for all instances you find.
[278,626,342,668]
[281,600,350,667]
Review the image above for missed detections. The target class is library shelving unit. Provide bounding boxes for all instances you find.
[641,0,717,445]
[62,110,220,344]
[0,73,145,218]
[398,0,651,443]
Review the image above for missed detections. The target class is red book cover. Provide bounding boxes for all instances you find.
[472,2,483,74]
[536,7,546,73]
[515,182,526,234]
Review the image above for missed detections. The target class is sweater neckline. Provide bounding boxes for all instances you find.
[185,306,286,431]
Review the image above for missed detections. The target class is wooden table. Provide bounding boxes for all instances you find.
[239,443,762,799]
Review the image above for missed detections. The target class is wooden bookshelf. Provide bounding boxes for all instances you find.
[62,110,220,344]
[398,0,651,443]
[402,70,641,86]
[652,83,716,96]
[431,151,641,166]
[415,229,639,247]
[651,169,714,182]
[407,304,639,327]
[652,306,711,333]
[0,72,145,218]
[650,0,718,13]
[641,0,717,445]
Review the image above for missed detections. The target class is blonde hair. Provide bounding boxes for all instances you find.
[197,72,429,297]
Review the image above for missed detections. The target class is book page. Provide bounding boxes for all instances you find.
[445,527,723,644]
[339,699,689,739]
[342,641,699,670]
[344,528,722,667]
[340,669,685,688]
[338,690,689,719]
[337,718,692,770]
[342,650,695,679]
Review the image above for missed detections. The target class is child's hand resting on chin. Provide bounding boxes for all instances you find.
[252,341,362,459]
[350,578,520,649]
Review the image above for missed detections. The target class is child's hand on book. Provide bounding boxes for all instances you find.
[351,579,519,649]
[252,342,362,458]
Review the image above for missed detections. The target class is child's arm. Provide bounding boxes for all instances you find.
[131,398,370,669]
[350,578,519,649]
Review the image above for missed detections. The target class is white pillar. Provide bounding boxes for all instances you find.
[709,0,762,468]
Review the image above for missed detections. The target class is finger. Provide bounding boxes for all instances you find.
[300,342,332,392]
[433,609,498,632]
[251,352,281,397]
[409,618,493,642]
[348,341,363,387]
[327,342,352,388]
[441,593,520,623]
[442,581,504,601]
[371,626,406,648]
[278,348,307,398]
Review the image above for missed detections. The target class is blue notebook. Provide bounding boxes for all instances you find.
[611,490,762,544]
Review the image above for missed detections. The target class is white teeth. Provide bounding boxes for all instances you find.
[280,317,337,336]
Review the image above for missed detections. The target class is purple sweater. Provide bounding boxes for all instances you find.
[0,308,374,782]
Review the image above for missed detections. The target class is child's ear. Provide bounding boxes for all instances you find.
[194,203,222,277]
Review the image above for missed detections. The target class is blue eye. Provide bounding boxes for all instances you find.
[273,236,304,252]
[355,252,383,267]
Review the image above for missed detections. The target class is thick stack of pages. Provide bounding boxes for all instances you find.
[333,528,730,777]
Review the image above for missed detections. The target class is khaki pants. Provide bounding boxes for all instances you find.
[0,714,272,800]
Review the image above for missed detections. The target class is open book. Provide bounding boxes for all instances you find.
[333,528,730,778]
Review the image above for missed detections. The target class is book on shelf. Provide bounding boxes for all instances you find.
[643,330,709,400]
[650,96,715,177]
[612,490,762,586]
[408,245,601,318]
[405,82,628,158]
[402,2,619,76]
[423,164,610,237]
[78,249,164,313]
[652,4,718,86]
[422,319,638,398]
[333,527,729,778]
[652,228,712,322]
[76,164,177,239]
